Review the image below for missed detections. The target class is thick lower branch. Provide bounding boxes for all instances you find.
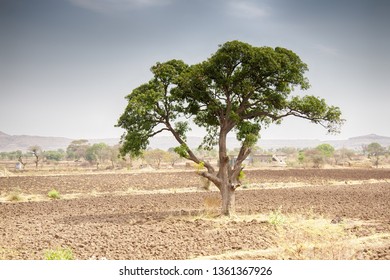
[165,121,215,174]
[233,145,251,171]
[229,144,252,189]
[199,172,221,190]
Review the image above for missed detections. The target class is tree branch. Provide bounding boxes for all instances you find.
[199,171,221,189]
[230,144,251,189]
[149,127,170,137]
[165,121,216,175]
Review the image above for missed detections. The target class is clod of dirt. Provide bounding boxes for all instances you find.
[331,216,343,224]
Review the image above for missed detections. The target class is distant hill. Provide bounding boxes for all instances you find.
[336,134,390,149]
[348,134,390,142]
[148,134,390,150]
[0,131,389,152]
[0,131,73,152]
[257,134,390,150]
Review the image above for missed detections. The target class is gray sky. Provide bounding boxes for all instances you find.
[1,0,389,140]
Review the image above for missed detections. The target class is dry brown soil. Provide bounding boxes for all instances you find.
[0,168,389,260]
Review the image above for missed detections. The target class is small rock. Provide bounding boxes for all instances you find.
[331,216,343,224]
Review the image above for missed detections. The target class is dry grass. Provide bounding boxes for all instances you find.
[202,196,221,217]
[199,177,211,190]
[0,247,15,260]
[191,210,375,260]
[187,203,362,260]
[273,214,356,259]
[6,190,23,202]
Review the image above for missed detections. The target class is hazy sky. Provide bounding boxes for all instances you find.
[1,0,389,140]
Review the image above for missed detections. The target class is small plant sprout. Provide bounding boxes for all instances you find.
[44,247,74,260]
[47,189,60,199]
[268,206,285,226]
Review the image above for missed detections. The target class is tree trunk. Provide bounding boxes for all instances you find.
[221,183,236,216]
[217,127,235,216]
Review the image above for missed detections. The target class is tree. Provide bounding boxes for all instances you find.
[116,41,344,216]
[15,150,28,169]
[334,147,355,166]
[143,149,170,169]
[316,144,335,158]
[315,143,335,165]
[66,139,89,161]
[85,143,111,169]
[108,145,121,169]
[44,149,66,162]
[29,145,42,169]
[366,142,386,167]
[167,147,182,167]
[304,148,325,168]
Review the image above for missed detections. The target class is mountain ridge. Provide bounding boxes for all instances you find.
[348,134,390,140]
[0,131,389,152]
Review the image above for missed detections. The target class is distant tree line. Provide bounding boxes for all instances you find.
[0,140,121,169]
[282,142,389,168]
[0,141,389,169]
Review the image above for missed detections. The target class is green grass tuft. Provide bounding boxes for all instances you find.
[268,207,285,226]
[47,189,61,199]
[44,247,74,260]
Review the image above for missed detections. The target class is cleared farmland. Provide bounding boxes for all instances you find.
[1,168,389,260]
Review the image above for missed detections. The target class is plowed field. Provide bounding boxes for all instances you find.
[1,168,389,260]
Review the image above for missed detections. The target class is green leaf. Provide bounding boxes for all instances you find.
[173,144,189,158]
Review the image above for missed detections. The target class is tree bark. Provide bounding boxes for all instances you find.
[218,125,236,216]
[221,183,236,216]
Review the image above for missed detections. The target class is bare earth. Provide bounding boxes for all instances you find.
[1,168,389,260]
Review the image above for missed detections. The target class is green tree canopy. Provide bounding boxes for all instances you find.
[44,149,65,161]
[85,143,111,168]
[366,142,385,157]
[117,40,344,216]
[366,142,386,167]
[316,144,335,158]
[66,139,89,160]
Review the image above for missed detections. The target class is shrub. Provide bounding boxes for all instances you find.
[44,247,74,260]
[48,189,60,199]
[7,191,22,202]
[268,207,285,226]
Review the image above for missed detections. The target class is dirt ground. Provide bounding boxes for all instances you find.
[0,168,389,260]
